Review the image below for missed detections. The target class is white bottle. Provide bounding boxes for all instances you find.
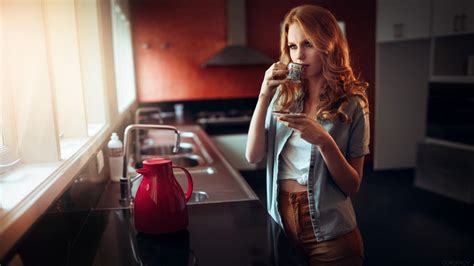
[108,132,123,182]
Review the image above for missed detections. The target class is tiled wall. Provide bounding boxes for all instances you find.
[131,0,375,103]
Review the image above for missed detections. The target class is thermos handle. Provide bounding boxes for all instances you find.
[172,165,194,202]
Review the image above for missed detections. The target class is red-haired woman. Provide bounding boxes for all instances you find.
[246,5,369,265]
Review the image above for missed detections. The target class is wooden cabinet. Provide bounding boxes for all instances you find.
[432,0,474,36]
[376,0,431,42]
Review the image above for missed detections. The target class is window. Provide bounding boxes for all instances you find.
[43,0,108,159]
[75,0,107,136]
[0,0,19,170]
[0,125,3,147]
[0,0,137,255]
[111,0,136,113]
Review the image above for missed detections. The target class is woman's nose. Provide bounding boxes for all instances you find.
[296,48,305,61]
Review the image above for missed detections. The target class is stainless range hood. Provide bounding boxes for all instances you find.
[202,0,274,67]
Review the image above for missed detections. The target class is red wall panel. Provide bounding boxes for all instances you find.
[130,0,375,103]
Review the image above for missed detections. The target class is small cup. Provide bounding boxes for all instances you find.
[287,63,305,83]
[174,104,184,119]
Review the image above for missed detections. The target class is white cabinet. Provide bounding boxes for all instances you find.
[432,0,474,36]
[377,0,431,42]
[374,41,430,169]
[429,0,474,82]
[375,0,474,169]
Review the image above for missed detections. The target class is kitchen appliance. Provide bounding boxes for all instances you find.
[196,109,252,134]
[415,82,474,203]
[201,0,273,66]
[134,158,193,234]
[425,82,474,145]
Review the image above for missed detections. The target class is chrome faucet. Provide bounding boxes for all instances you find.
[120,124,181,204]
[135,106,164,124]
[134,107,165,162]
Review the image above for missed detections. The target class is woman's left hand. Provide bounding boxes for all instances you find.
[277,114,330,146]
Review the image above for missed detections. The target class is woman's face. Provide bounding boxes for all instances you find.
[287,23,323,80]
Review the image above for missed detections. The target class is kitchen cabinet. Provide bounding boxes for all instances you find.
[432,0,474,37]
[376,0,431,42]
[415,139,474,204]
[374,40,430,169]
[375,0,474,169]
[429,0,474,83]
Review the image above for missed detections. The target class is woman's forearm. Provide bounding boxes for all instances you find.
[318,135,362,197]
[246,93,272,163]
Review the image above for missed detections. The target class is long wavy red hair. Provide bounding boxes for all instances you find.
[277,5,369,123]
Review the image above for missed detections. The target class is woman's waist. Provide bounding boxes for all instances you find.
[279,179,307,192]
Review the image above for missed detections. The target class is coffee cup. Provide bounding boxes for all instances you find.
[287,63,305,83]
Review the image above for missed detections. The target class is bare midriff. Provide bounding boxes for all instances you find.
[279,179,307,192]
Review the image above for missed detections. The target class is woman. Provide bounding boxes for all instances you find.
[246,5,370,266]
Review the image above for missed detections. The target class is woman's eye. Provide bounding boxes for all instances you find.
[288,44,296,50]
[304,41,313,47]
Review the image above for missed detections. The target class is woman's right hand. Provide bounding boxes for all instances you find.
[260,62,288,97]
[247,63,287,164]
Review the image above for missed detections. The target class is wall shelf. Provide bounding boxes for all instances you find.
[429,75,474,83]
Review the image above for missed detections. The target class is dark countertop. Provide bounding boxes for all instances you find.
[3,104,305,265]
[11,200,305,266]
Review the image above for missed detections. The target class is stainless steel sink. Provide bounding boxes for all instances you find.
[139,131,213,164]
[188,191,209,204]
[141,142,194,155]
[141,154,205,168]
[96,125,258,210]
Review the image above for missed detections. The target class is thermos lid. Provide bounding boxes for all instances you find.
[142,158,171,168]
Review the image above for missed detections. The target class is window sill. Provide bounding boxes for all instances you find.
[0,162,60,214]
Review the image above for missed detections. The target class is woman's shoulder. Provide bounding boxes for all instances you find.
[345,94,369,116]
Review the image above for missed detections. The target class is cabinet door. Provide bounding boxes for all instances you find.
[374,40,431,169]
[432,0,474,36]
[377,0,431,42]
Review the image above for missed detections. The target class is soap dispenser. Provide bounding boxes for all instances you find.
[108,132,123,182]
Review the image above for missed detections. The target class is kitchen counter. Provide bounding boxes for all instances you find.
[9,201,305,266]
[2,108,306,265]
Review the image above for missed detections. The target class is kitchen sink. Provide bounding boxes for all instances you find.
[135,130,213,170]
[141,154,205,168]
[141,142,194,155]
[188,191,209,204]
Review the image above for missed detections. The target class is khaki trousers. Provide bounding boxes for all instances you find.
[278,190,364,266]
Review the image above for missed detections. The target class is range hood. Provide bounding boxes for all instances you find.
[202,0,274,67]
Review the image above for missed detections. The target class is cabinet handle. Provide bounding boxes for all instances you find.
[393,23,404,38]
[460,13,467,32]
[453,14,460,32]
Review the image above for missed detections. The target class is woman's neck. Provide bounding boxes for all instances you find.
[305,77,324,104]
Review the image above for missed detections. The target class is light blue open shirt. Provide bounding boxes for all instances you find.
[265,91,370,242]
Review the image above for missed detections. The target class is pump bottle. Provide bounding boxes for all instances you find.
[108,132,123,182]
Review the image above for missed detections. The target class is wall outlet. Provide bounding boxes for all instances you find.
[96,150,104,175]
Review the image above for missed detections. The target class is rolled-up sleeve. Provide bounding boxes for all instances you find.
[348,101,370,158]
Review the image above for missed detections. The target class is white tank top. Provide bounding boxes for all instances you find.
[278,131,312,185]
